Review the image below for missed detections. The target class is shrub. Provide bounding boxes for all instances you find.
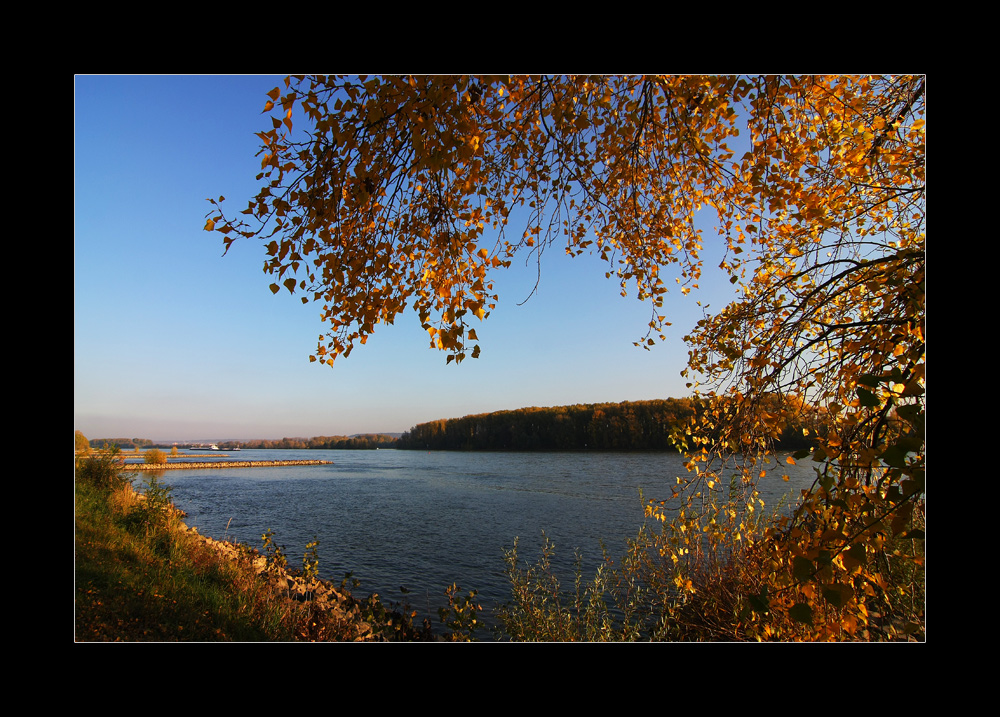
[438,584,484,641]
[302,538,320,582]
[122,473,176,539]
[496,533,654,642]
[261,529,288,574]
[144,448,167,465]
[76,444,134,491]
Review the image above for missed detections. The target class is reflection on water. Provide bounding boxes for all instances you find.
[158,448,819,634]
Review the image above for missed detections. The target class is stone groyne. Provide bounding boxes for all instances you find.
[128,460,333,471]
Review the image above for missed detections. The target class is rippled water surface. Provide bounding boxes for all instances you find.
[153,448,819,633]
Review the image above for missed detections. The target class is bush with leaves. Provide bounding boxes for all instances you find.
[261,528,288,575]
[143,448,167,465]
[76,443,135,492]
[496,522,640,641]
[437,583,483,641]
[122,473,176,537]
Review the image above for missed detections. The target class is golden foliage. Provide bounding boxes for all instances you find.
[208,75,925,640]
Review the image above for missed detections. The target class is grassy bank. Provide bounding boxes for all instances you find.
[76,447,923,642]
[75,477,306,641]
[74,449,447,642]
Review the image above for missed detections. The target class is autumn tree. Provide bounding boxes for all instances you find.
[658,76,925,640]
[207,75,925,640]
[75,430,90,454]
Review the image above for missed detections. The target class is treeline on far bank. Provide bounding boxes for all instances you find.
[83,434,399,451]
[218,434,399,450]
[86,437,155,450]
[82,397,822,455]
[395,398,818,452]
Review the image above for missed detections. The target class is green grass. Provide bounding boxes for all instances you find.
[75,477,298,641]
[74,451,448,642]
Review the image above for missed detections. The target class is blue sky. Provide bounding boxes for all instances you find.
[74,75,738,441]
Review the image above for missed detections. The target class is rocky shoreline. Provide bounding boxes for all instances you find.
[130,460,431,640]
[129,460,333,471]
[186,528,396,641]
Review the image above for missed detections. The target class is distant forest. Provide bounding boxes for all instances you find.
[399,398,740,452]
[86,435,398,451]
[89,397,820,453]
[87,437,154,449]
[219,434,398,450]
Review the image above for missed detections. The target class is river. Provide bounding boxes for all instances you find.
[145,448,819,637]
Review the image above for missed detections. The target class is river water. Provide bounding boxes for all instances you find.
[144,448,819,636]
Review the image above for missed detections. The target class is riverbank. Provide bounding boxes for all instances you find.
[184,526,429,641]
[74,473,436,641]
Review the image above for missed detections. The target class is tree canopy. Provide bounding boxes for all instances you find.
[207,75,925,640]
